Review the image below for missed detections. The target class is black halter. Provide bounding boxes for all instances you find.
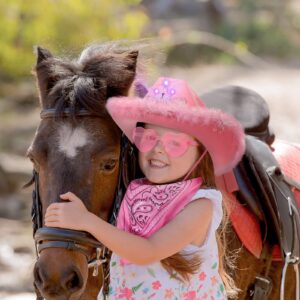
[28,108,135,299]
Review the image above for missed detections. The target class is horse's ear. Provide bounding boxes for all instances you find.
[105,50,139,97]
[126,51,138,71]
[33,46,57,106]
[35,46,53,65]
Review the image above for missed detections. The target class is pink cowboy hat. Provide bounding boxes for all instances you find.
[106,77,245,175]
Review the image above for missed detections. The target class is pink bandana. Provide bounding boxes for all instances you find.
[117,177,202,238]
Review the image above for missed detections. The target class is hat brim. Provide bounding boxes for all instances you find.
[106,96,245,175]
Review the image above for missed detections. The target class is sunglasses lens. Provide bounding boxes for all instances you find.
[163,134,188,157]
[133,127,157,153]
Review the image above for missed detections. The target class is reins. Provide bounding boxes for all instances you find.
[27,108,135,299]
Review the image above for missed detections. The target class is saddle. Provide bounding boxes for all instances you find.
[201,86,275,145]
[201,86,300,299]
[236,136,300,257]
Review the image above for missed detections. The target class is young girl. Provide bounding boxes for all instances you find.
[45,77,245,299]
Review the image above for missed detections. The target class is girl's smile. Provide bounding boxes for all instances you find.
[149,158,169,168]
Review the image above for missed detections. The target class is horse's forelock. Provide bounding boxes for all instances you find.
[50,60,78,78]
[73,76,107,111]
[37,42,138,116]
[46,74,107,117]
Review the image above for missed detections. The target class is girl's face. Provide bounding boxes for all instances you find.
[138,124,199,184]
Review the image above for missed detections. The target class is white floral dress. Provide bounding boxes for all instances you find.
[98,189,227,300]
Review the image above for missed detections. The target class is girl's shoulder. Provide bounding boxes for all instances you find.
[190,188,223,233]
[191,188,222,202]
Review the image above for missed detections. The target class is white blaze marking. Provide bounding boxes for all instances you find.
[58,124,89,158]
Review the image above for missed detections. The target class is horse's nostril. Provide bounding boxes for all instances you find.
[34,263,84,297]
[63,269,83,292]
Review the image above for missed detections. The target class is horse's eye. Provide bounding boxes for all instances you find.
[100,159,118,173]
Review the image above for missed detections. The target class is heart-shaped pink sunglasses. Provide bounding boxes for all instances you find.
[132,127,198,157]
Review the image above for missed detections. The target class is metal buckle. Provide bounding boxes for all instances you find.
[88,248,107,276]
[280,253,300,300]
[250,276,273,299]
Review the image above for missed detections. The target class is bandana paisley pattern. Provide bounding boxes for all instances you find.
[117,177,202,238]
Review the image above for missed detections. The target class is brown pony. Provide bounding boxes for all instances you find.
[26,43,138,300]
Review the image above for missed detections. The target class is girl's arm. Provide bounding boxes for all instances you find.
[45,192,213,265]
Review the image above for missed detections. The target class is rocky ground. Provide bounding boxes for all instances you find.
[0,63,299,299]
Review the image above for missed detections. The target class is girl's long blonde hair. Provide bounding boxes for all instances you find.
[160,143,239,298]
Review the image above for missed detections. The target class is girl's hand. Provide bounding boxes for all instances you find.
[45,192,90,231]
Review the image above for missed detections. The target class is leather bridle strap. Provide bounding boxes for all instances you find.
[40,108,101,119]
[109,134,134,225]
[35,227,104,248]
[35,227,103,258]
[37,241,89,256]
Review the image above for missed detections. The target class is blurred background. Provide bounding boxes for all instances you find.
[0,0,299,299]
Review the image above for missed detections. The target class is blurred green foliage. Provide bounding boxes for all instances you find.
[166,44,236,66]
[0,0,148,79]
[217,21,294,58]
[216,0,300,59]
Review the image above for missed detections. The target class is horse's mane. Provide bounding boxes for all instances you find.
[35,41,141,118]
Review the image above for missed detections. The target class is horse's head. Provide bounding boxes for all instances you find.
[27,44,138,300]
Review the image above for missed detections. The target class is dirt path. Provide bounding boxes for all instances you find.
[0,218,35,299]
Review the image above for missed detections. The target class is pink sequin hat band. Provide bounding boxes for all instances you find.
[106,77,245,175]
